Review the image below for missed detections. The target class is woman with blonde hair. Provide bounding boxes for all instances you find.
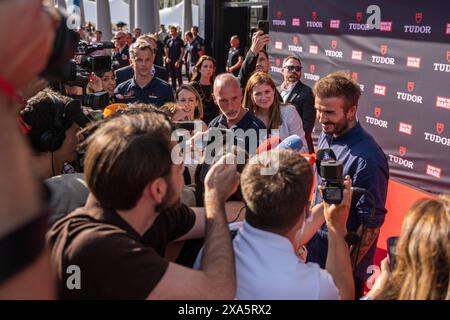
[243,72,308,152]
[365,195,450,300]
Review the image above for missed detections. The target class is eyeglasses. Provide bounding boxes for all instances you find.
[284,65,302,72]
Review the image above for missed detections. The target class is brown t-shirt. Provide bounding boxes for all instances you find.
[47,202,195,299]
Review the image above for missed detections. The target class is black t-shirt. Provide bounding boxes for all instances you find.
[187,37,203,66]
[227,46,244,76]
[166,36,185,62]
[190,81,220,125]
[47,202,196,299]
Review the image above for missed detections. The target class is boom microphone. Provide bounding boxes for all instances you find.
[256,135,282,154]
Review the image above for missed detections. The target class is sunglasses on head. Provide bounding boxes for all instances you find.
[284,65,302,72]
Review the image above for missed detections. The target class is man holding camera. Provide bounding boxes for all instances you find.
[47,112,239,299]
[115,39,174,106]
[306,71,389,298]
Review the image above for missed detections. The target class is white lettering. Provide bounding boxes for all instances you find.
[304,73,320,81]
[349,23,370,30]
[288,45,303,52]
[371,55,395,65]
[396,92,423,104]
[424,132,450,146]
[433,63,450,72]
[325,50,343,58]
[306,21,323,28]
[272,20,286,26]
[388,155,414,169]
[365,116,388,128]
[404,25,432,33]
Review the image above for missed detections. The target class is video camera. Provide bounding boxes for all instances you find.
[63,41,114,110]
[38,5,114,110]
[316,149,344,204]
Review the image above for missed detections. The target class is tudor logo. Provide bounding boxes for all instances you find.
[436,123,445,134]
[407,81,415,93]
[399,146,406,157]
[415,12,423,24]
[310,64,315,74]
[275,58,281,67]
[356,12,363,23]
[447,50,450,63]
[293,36,299,45]
[312,11,317,21]
[276,10,282,19]
[374,107,381,117]
[380,45,388,56]
[351,72,358,82]
[331,40,337,49]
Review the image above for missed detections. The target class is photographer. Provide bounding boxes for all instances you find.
[47,112,238,299]
[306,71,389,298]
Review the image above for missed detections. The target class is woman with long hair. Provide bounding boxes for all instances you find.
[243,72,308,152]
[366,195,450,300]
[189,55,220,125]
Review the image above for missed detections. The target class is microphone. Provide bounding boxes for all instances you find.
[256,135,282,154]
[275,135,304,152]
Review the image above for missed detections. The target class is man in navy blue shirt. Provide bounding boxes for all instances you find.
[164,26,185,90]
[209,73,266,155]
[306,71,389,298]
[115,40,174,106]
[226,35,244,78]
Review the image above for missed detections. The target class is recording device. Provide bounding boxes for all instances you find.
[316,149,344,204]
[174,121,196,132]
[39,5,79,82]
[387,236,399,271]
[275,135,304,152]
[258,20,270,35]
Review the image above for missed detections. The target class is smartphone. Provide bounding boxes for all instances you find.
[258,20,269,35]
[387,236,399,271]
[174,121,196,131]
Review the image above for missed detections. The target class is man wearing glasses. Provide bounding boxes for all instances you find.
[112,31,130,70]
[279,56,315,153]
[115,40,174,106]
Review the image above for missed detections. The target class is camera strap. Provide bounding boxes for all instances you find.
[0,209,49,284]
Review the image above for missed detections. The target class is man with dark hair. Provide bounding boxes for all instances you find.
[307,71,389,298]
[115,39,174,106]
[47,112,240,299]
[234,150,355,299]
[19,89,88,179]
[279,56,316,153]
[190,26,205,56]
[164,26,185,90]
[184,31,201,82]
[226,35,244,77]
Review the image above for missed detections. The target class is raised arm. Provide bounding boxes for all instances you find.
[147,153,239,299]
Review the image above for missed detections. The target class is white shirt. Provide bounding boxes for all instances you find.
[234,220,339,300]
[279,104,308,153]
[279,81,299,103]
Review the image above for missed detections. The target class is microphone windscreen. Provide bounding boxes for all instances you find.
[276,134,304,152]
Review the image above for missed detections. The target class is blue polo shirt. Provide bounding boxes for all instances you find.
[208,110,266,155]
[114,76,174,107]
[306,122,389,281]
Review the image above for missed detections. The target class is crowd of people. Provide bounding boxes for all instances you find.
[0,0,449,301]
